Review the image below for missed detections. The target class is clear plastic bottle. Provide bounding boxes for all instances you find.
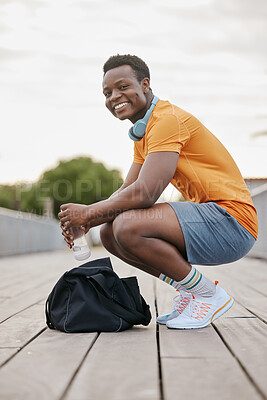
[70,226,91,261]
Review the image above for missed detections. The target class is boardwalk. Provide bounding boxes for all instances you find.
[0,247,266,400]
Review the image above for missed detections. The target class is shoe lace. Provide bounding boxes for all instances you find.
[190,294,212,321]
[172,290,192,314]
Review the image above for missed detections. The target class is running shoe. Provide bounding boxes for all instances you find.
[166,282,234,329]
[157,290,193,325]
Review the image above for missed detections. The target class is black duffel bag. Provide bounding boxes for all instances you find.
[45,257,151,333]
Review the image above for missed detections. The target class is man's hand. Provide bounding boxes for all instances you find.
[60,221,90,249]
[60,222,74,248]
[58,203,89,228]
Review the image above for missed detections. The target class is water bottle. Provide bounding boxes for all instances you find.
[70,226,91,261]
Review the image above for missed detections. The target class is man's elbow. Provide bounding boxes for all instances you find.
[133,184,160,208]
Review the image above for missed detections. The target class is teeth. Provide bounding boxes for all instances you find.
[114,102,127,110]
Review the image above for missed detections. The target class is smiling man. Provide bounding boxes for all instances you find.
[58,54,258,329]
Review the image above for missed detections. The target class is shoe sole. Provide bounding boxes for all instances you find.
[157,310,180,325]
[157,317,176,325]
[167,297,234,330]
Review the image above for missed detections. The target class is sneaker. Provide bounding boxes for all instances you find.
[166,282,234,329]
[156,290,193,325]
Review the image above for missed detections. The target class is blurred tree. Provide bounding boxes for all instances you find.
[26,157,123,217]
[0,185,17,210]
[39,157,123,217]
[0,157,123,218]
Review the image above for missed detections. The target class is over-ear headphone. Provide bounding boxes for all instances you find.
[128,96,159,141]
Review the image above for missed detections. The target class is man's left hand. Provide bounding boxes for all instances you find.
[58,203,89,228]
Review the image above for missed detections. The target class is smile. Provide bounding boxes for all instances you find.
[114,102,128,111]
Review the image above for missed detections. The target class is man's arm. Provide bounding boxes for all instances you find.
[89,162,143,225]
[59,152,179,227]
[109,162,142,198]
[59,162,143,246]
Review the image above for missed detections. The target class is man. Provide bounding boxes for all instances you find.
[59,54,257,329]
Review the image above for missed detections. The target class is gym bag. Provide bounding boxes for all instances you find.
[45,257,151,333]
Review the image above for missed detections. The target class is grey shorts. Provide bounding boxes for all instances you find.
[168,201,256,266]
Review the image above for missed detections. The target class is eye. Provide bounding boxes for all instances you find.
[104,91,111,97]
[120,85,128,90]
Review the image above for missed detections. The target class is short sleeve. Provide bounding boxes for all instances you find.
[133,142,145,164]
[147,114,190,154]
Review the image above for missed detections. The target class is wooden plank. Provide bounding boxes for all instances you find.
[0,276,61,322]
[200,257,267,297]
[0,348,19,366]
[0,304,45,366]
[0,250,74,297]
[159,325,232,359]
[217,300,254,318]
[0,329,97,400]
[232,257,267,292]
[161,358,262,400]
[64,258,160,400]
[0,252,65,321]
[0,249,73,277]
[214,316,267,398]
[0,305,45,348]
[0,270,57,299]
[65,329,159,400]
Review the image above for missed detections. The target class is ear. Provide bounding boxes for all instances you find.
[141,77,150,94]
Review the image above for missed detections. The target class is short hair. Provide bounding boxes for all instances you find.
[103,54,150,82]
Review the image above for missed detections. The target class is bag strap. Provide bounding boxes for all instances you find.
[90,273,150,321]
[121,277,144,313]
[87,276,149,326]
[45,297,55,330]
[121,277,151,324]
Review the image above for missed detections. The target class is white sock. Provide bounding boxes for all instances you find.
[159,273,182,290]
[159,266,216,297]
[178,266,216,297]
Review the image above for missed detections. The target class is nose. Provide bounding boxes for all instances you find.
[110,88,122,102]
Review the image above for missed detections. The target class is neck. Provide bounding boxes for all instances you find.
[145,91,154,111]
[130,91,154,124]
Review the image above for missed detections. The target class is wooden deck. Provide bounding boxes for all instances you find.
[0,247,266,400]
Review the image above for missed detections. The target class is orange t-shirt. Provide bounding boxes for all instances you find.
[133,99,258,239]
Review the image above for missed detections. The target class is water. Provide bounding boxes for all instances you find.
[71,227,91,261]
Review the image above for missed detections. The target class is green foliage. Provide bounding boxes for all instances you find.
[0,157,123,218]
[19,183,44,216]
[0,185,17,210]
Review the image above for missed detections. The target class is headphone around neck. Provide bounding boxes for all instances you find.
[128,96,159,141]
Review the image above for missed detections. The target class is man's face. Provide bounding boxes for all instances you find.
[102,64,150,123]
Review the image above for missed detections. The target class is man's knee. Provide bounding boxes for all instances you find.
[113,212,139,249]
[100,222,113,248]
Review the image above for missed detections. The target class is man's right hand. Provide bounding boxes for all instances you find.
[60,222,74,248]
[60,222,90,248]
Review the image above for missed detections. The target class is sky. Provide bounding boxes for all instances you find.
[0,0,267,186]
